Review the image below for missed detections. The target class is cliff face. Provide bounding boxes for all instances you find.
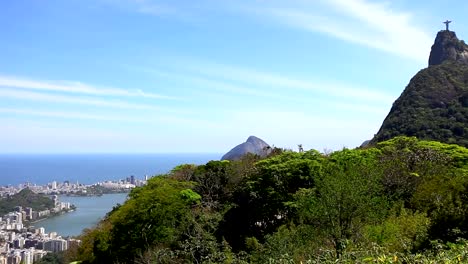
[221,136,270,161]
[428,30,468,66]
[372,30,468,147]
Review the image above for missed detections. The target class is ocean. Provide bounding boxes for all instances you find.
[0,153,221,186]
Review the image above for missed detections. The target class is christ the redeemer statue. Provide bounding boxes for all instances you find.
[444,20,452,31]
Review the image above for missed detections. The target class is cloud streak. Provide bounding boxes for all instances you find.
[244,0,432,62]
[142,59,396,105]
[0,108,132,121]
[0,75,179,100]
[0,89,183,112]
[187,61,396,103]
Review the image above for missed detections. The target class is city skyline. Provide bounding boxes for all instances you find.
[1,0,467,153]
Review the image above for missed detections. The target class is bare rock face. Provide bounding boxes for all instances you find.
[429,30,468,66]
[221,136,271,161]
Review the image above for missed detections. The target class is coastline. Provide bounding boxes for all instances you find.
[28,208,76,225]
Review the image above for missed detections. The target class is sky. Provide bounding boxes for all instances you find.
[1,0,468,153]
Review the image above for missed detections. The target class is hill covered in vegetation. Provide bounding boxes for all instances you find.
[0,188,55,215]
[65,137,468,263]
[372,30,468,147]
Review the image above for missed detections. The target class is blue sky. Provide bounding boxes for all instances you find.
[1,0,467,153]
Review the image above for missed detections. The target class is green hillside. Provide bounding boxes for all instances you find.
[372,62,468,147]
[0,188,55,215]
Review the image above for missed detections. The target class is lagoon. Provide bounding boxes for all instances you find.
[33,193,128,237]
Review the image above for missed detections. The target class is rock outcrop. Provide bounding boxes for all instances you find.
[372,29,468,147]
[428,30,468,66]
[221,136,271,161]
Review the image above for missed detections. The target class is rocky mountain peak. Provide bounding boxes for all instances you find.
[428,30,468,66]
[246,135,267,145]
[221,136,271,161]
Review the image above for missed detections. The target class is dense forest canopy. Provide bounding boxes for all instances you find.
[63,136,468,263]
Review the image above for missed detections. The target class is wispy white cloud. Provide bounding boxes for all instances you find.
[242,0,432,62]
[136,58,395,105]
[0,75,179,100]
[137,3,177,16]
[133,67,288,99]
[0,108,134,121]
[183,61,396,103]
[0,107,218,128]
[0,89,182,112]
[104,0,194,20]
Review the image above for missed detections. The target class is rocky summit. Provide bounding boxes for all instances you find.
[372,29,468,147]
[221,136,271,161]
[428,30,468,66]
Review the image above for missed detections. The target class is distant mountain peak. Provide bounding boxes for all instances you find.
[221,136,270,161]
[429,30,468,66]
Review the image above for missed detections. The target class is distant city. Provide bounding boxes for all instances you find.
[0,204,78,264]
[0,175,149,264]
[0,175,150,198]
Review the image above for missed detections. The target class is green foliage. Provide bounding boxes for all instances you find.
[74,137,468,264]
[411,170,468,242]
[191,160,233,208]
[0,188,54,215]
[364,208,430,252]
[34,252,66,264]
[293,149,386,257]
[260,239,468,264]
[219,150,324,250]
[179,189,202,205]
[376,136,453,203]
[75,177,201,263]
[372,62,468,148]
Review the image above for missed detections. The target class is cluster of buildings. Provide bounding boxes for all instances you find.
[1,176,149,198]
[96,175,148,190]
[0,176,148,263]
[2,197,72,228]
[0,181,87,197]
[0,206,80,264]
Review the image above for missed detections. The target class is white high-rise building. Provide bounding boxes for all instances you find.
[37,228,45,235]
[33,250,47,262]
[49,232,57,239]
[20,250,33,264]
[43,239,67,253]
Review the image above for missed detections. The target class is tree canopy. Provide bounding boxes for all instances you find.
[69,137,468,263]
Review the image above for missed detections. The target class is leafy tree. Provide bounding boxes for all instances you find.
[77,177,201,263]
[35,252,65,264]
[191,160,232,209]
[292,149,385,258]
[376,137,452,204]
[219,150,324,250]
[411,170,468,242]
[364,208,430,252]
